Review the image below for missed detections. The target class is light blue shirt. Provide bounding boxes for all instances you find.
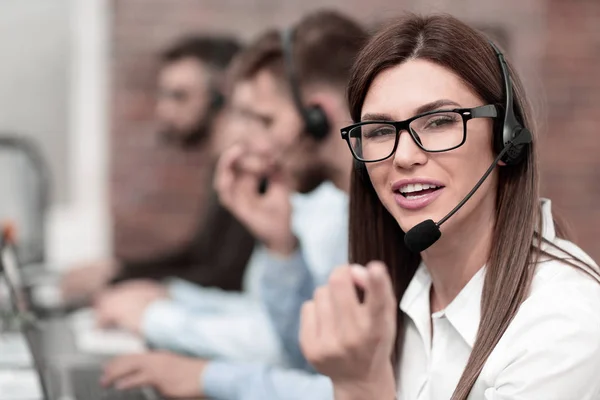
[141,246,288,365]
[140,182,348,398]
[203,182,349,399]
[202,361,333,400]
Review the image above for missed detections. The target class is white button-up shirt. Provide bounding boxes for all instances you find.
[397,199,600,400]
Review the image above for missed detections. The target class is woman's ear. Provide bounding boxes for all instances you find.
[497,160,507,166]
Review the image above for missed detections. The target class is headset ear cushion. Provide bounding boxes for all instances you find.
[502,127,529,165]
[493,107,525,165]
[503,144,524,165]
[305,105,330,140]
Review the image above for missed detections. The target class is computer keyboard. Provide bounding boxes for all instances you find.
[69,309,146,355]
[69,366,151,400]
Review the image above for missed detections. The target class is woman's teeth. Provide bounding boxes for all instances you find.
[398,183,442,198]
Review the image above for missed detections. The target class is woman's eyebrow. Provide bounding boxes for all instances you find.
[360,99,462,122]
[361,113,393,122]
[414,99,462,115]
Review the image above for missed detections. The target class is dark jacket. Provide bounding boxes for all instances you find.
[114,190,254,292]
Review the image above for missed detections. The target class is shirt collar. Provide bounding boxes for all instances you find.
[399,263,434,351]
[538,198,555,242]
[399,197,556,348]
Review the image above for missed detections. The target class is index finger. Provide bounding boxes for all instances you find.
[214,144,246,198]
[364,261,396,319]
[234,153,274,175]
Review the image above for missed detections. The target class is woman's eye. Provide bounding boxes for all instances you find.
[364,126,395,138]
[423,115,458,129]
[426,116,454,128]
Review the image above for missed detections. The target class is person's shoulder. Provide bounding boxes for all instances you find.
[484,238,600,390]
[483,238,600,399]
[532,237,599,290]
[524,238,600,331]
[291,182,348,208]
[291,182,349,228]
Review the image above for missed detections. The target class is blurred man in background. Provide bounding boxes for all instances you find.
[89,78,288,366]
[61,35,255,304]
[100,10,366,400]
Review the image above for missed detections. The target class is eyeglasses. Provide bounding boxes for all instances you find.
[341,104,498,163]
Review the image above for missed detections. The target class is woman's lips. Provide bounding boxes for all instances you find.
[393,187,444,210]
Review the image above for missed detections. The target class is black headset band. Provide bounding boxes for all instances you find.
[281,28,309,120]
[489,40,531,164]
[280,27,330,140]
[489,41,515,125]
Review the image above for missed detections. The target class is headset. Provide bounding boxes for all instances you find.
[281,28,331,141]
[354,41,530,173]
[403,42,533,253]
[489,41,531,165]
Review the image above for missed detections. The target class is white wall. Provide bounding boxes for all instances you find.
[46,0,112,267]
[0,1,70,203]
[0,0,112,267]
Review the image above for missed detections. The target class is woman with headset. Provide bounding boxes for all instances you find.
[299,14,600,400]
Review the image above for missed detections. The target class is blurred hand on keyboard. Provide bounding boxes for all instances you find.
[94,280,168,334]
[101,351,207,398]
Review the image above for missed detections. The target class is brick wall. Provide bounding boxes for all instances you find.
[540,0,600,257]
[111,0,600,260]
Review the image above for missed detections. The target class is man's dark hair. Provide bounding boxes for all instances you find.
[158,36,242,148]
[161,35,242,71]
[231,10,367,92]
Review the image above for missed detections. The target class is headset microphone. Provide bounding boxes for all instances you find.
[258,176,269,195]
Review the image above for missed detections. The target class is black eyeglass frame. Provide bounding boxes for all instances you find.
[340,104,499,163]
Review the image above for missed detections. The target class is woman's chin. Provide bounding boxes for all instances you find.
[397,215,429,234]
[396,209,447,234]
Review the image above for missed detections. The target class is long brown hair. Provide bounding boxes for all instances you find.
[347,14,599,399]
